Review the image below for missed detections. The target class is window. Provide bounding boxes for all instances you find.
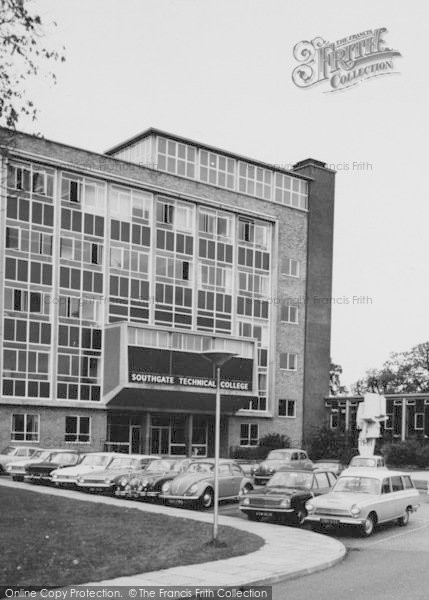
[415,413,424,430]
[6,227,20,248]
[282,257,300,277]
[279,399,296,417]
[280,353,297,371]
[11,413,39,442]
[238,272,269,296]
[8,163,31,192]
[61,208,82,233]
[82,271,103,294]
[30,232,53,256]
[238,162,272,200]
[110,219,130,242]
[330,409,338,429]
[83,242,103,265]
[274,173,308,210]
[402,476,414,489]
[199,151,235,189]
[61,174,82,203]
[7,197,30,221]
[132,190,152,220]
[315,472,330,488]
[281,305,298,324]
[60,267,81,290]
[58,296,81,319]
[157,201,174,225]
[4,289,48,315]
[65,416,91,443]
[200,264,232,291]
[239,423,259,446]
[157,137,196,178]
[31,201,54,227]
[391,476,404,492]
[83,180,105,212]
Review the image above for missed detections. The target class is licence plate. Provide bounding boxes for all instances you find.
[256,511,272,518]
[321,518,340,526]
[171,499,184,505]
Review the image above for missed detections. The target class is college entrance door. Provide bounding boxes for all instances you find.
[150,426,170,455]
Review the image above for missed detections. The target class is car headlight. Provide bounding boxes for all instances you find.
[120,478,128,487]
[125,484,131,492]
[104,478,112,484]
[187,484,198,495]
[137,484,143,491]
[350,504,360,517]
[280,498,291,508]
[305,501,314,513]
[77,477,83,484]
[162,481,171,493]
[241,497,250,506]
[52,473,58,479]
[141,479,148,488]
[6,465,12,472]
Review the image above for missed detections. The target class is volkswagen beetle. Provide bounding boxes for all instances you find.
[161,459,253,509]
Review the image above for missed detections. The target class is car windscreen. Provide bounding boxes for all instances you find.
[146,460,173,472]
[29,450,49,460]
[108,458,138,469]
[333,476,380,494]
[1,446,16,455]
[49,452,77,464]
[80,455,111,467]
[267,451,291,460]
[350,458,376,467]
[187,462,214,474]
[268,471,313,489]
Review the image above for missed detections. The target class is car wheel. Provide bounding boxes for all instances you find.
[398,509,410,527]
[247,512,262,521]
[361,514,376,537]
[199,488,214,510]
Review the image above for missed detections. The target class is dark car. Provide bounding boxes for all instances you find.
[117,458,192,500]
[252,449,313,485]
[25,450,83,484]
[239,467,337,525]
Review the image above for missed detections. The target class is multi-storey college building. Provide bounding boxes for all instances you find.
[0,127,335,456]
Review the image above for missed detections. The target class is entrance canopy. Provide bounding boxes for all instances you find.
[107,387,252,414]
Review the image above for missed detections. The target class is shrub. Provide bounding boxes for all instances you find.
[382,440,429,467]
[305,425,355,464]
[258,433,291,449]
[229,446,268,460]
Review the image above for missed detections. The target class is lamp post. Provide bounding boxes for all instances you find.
[201,349,237,543]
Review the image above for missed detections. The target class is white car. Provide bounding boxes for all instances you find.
[6,448,51,481]
[348,455,386,469]
[51,452,121,486]
[0,446,40,474]
[305,467,420,536]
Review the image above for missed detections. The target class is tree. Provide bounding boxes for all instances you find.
[352,342,429,394]
[329,361,348,396]
[0,0,65,128]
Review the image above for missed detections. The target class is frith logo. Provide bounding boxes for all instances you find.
[292,28,401,92]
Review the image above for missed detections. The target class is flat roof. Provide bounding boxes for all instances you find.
[105,127,316,181]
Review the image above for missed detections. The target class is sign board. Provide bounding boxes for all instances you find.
[129,372,250,391]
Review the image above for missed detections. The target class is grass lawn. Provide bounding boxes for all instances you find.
[0,486,263,587]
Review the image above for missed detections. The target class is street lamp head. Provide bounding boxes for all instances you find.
[201,350,237,368]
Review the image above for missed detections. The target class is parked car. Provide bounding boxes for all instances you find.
[313,459,345,476]
[6,448,51,481]
[348,455,386,469]
[305,468,420,536]
[76,454,156,493]
[0,446,39,474]
[239,467,337,525]
[161,459,253,509]
[25,450,84,484]
[50,452,121,486]
[117,458,192,500]
[252,449,313,485]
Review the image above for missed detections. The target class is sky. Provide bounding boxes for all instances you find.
[13,0,429,389]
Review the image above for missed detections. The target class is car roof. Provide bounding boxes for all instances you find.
[276,466,314,473]
[340,468,408,479]
[350,455,383,461]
